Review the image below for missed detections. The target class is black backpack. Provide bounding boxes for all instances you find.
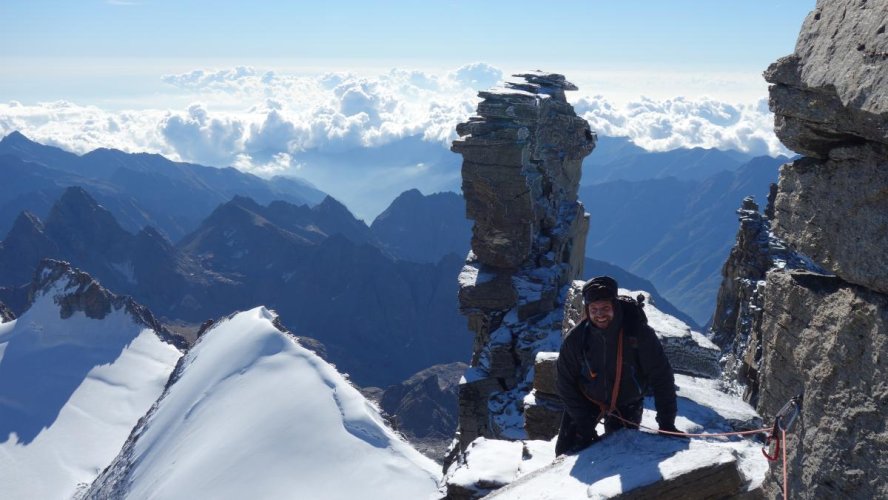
[617,293,648,325]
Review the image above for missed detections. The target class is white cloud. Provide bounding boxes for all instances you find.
[449,62,504,90]
[573,95,788,157]
[159,103,246,166]
[1,64,790,177]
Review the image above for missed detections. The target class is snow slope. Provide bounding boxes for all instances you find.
[0,278,182,500]
[87,306,442,500]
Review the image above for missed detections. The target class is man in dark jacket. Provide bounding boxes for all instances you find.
[555,276,679,455]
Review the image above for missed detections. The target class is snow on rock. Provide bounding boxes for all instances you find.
[0,269,182,500]
[446,373,768,499]
[85,306,442,500]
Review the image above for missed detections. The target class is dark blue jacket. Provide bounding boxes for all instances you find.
[556,297,677,438]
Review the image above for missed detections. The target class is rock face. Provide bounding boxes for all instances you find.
[735,1,888,497]
[708,196,824,405]
[757,272,888,499]
[764,0,888,293]
[450,72,594,453]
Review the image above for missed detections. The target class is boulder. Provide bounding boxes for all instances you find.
[522,390,562,441]
[531,352,558,396]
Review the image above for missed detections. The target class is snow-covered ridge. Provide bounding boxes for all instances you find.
[0,263,183,500]
[86,306,442,500]
[29,259,186,349]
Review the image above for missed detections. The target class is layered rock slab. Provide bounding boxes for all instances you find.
[772,144,888,294]
[764,0,888,157]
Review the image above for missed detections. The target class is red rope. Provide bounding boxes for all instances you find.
[781,428,788,500]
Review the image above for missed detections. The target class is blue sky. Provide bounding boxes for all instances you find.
[2,1,813,103]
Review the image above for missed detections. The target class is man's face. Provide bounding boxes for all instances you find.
[586,300,614,329]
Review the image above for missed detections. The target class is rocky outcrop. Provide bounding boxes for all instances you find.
[0,300,13,322]
[379,362,467,462]
[29,259,187,350]
[764,4,888,158]
[740,1,888,497]
[708,196,824,405]
[450,71,595,456]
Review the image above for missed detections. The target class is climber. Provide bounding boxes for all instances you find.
[555,276,679,455]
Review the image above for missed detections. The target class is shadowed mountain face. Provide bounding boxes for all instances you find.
[370,189,471,263]
[0,131,327,241]
[0,187,236,320]
[581,155,787,324]
[0,187,470,388]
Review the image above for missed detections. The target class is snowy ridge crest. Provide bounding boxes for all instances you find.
[29,259,186,350]
[85,306,441,500]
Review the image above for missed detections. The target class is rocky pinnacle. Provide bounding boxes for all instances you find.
[450,72,594,452]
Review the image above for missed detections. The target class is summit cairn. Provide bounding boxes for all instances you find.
[450,71,595,456]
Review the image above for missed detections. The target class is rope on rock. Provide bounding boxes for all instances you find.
[606,393,803,500]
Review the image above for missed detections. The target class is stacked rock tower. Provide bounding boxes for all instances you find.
[451,72,595,450]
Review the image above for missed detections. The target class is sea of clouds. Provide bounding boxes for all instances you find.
[0,62,789,177]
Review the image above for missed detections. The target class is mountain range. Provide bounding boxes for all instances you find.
[0,261,441,500]
[0,131,786,370]
[581,154,788,324]
[0,131,326,242]
[0,186,470,388]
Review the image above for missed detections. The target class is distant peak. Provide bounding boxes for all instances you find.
[6,210,46,239]
[395,188,424,201]
[0,130,31,144]
[229,195,260,207]
[57,186,99,208]
[316,195,351,214]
